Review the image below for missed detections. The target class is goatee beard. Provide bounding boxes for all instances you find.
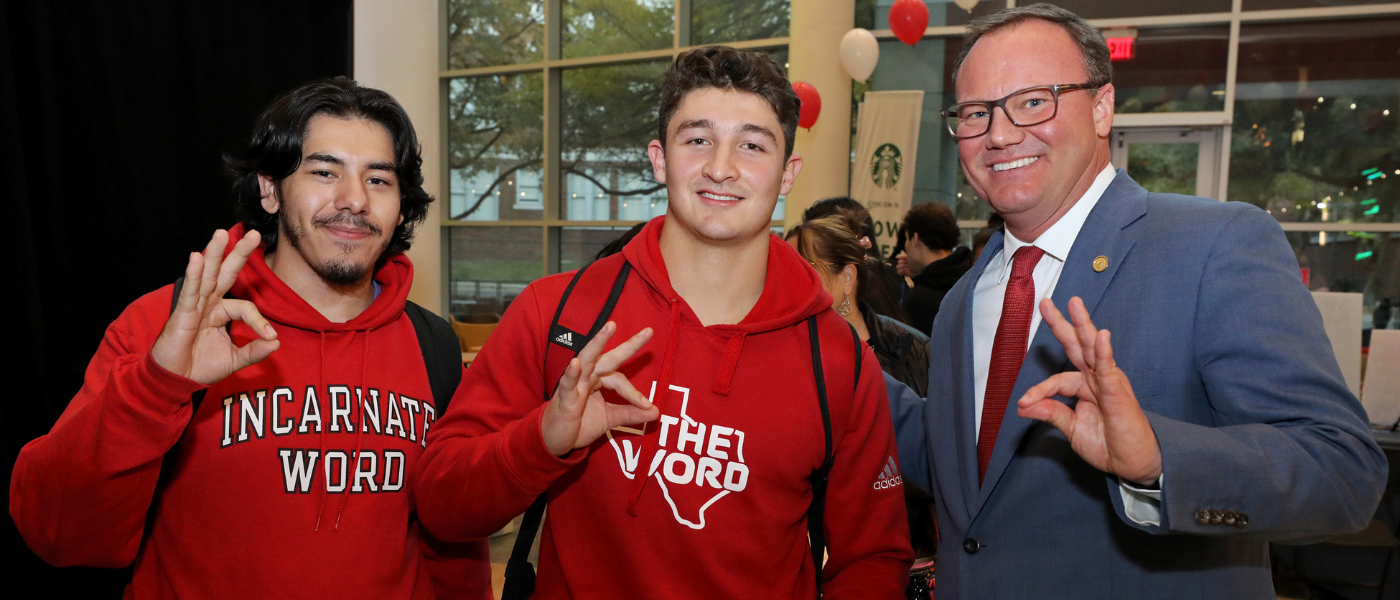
[280,212,388,287]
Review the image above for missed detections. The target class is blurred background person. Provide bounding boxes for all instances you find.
[899,203,973,333]
[803,196,905,307]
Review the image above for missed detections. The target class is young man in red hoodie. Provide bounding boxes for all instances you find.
[416,46,913,598]
[10,78,489,599]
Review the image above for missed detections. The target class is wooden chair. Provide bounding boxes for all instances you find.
[449,316,496,353]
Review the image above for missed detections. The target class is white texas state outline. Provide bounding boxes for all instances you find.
[606,382,742,530]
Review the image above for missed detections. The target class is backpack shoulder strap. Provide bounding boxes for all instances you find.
[504,254,631,600]
[404,300,463,417]
[805,313,864,596]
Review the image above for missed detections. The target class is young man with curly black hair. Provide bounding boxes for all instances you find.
[11,77,490,599]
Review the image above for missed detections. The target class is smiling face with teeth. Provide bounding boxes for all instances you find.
[955,19,1115,241]
[647,88,802,247]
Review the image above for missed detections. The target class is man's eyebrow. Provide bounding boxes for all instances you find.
[740,123,778,144]
[304,152,396,172]
[304,152,343,166]
[675,118,714,134]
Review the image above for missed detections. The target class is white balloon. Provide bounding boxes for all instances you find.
[839,28,879,82]
[953,0,978,12]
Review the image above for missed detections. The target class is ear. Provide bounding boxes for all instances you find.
[647,139,667,185]
[779,152,803,196]
[841,263,857,295]
[258,174,280,215]
[1093,83,1116,138]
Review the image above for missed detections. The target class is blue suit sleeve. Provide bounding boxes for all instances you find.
[885,371,932,494]
[1138,207,1387,542]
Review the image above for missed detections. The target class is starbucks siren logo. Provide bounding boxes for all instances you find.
[871,143,902,189]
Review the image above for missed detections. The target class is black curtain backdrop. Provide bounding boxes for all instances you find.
[3,1,352,594]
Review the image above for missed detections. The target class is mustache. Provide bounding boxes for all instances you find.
[313,213,383,236]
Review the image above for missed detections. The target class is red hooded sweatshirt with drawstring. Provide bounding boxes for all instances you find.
[10,223,490,599]
[416,216,913,598]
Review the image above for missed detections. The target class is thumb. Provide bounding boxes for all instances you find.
[233,339,280,371]
[1016,372,1083,434]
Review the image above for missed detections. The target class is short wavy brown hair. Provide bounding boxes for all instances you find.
[658,46,800,158]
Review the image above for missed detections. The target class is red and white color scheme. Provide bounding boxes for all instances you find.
[416,216,912,599]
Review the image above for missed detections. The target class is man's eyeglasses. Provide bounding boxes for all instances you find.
[941,83,1102,139]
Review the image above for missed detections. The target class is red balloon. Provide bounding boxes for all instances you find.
[889,0,929,46]
[792,81,821,129]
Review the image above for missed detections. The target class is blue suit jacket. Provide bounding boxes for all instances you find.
[888,171,1388,599]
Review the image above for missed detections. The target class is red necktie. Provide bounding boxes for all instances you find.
[978,245,1046,483]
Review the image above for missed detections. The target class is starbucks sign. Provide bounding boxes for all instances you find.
[871,143,902,189]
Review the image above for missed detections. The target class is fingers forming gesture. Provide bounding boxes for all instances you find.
[541,322,658,457]
[1016,297,1162,485]
[150,229,280,385]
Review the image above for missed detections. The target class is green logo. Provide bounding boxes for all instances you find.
[871,143,903,189]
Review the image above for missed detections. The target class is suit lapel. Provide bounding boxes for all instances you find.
[950,232,1004,516]
[971,171,1149,516]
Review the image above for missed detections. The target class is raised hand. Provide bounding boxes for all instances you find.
[150,229,280,385]
[1016,297,1161,486]
[541,322,658,457]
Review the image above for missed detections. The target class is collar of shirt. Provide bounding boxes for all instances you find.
[991,164,1118,283]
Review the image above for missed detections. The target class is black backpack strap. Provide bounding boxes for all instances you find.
[404,300,463,416]
[805,317,863,597]
[504,256,631,600]
[806,315,835,595]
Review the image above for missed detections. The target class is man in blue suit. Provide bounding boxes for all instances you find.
[887,5,1388,598]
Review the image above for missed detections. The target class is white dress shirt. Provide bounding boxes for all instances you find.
[969,164,1163,525]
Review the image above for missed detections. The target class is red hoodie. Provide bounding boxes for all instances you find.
[10,224,490,599]
[417,216,912,598]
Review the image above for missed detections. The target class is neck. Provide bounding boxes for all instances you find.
[265,249,376,323]
[846,300,871,341]
[659,224,769,327]
[1004,151,1110,243]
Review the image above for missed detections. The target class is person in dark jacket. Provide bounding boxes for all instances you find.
[900,203,972,333]
[786,211,937,560]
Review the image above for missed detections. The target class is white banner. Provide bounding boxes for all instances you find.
[850,90,924,260]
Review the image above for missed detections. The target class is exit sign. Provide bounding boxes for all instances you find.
[1107,37,1135,61]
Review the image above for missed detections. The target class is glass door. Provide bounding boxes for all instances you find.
[1110,126,1222,200]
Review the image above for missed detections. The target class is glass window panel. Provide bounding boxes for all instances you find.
[445,0,544,69]
[856,0,1002,30]
[448,227,542,320]
[1036,0,1229,19]
[1127,142,1199,196]
[561,226,635,272]
[447,73,544,222]
[1113,26,1229,114]
[691,0,789,45]
[563,0,674,59]
[1244,0,1395,10]
[1288,231,1400,334]
[1228,18,1400,224]
[561,61,670,221]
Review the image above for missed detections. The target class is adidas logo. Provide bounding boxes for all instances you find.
[873,455,903,490]
[555,332,574,347]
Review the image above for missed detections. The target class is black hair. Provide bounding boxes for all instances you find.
[225,76,431,255]
[902,203,962,252]
[803,196,882,261]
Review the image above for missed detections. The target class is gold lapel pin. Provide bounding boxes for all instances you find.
[1092,256,1109,272]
